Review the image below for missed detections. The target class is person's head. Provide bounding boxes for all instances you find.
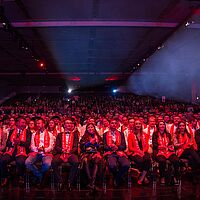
[86,123,96,135]
[122,116,128,126]
[109,119,118,131]
[25,117,31,125]
[128,118,134,129]
[52,116,61,125]
[173,116,180,126]
[18,117,27,130]
[138,116,144,124]
[28,120,35,130]
[9,117,16,127]
[189,118,197,128]
[177,121,186,133]
[3,116,9,125]
[148,116,156,128]
[36,118,45,131]
[48,119,56,130]
[157,120,166,133]
[157,115,163,124]
[64,118,75,131]
[134,120,142,133]
[164,115,170,123]
[87,118,96,125]
[103,118,109,127]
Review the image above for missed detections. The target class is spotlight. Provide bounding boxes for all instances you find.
[112,89,118,93]
[38,61,46,70]
[197,96,199,100]
[185,22,190,27]
[68,88,72,93]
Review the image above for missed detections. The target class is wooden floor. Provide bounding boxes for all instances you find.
[0,181,200,200]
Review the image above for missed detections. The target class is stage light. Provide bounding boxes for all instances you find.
[197,96,199,100]
[112,89,118,93]
[38,61,46,70]
[185,22,190,27]
[68,88,72,93]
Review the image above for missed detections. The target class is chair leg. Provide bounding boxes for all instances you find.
[50,168,55,190]
[25,170,30,191]
[177,179,182,199]
[103,174,106,193]
[77,167,81,191]
[128,168,132,189]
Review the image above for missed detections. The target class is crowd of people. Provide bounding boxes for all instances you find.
[0,93,200,191]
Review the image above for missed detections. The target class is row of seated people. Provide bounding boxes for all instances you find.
[0,116,200,191]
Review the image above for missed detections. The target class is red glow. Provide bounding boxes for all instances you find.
[192,8,200,15]
[68,76,81,81]
[105,75,119,81]
[38,61,46,70]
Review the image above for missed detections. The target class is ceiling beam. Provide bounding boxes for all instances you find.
[0,20,179,28]
[0,72,190,75]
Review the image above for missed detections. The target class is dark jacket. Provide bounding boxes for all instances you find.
[53,131,79,155]
[103,131,126,152]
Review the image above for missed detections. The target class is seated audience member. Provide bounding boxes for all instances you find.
[121,116,129,133]
[99,118,110,137]
[80,123,103,190]
[9,117,17,131]
[28,119,36,134]
[167,115,180,140]
[47,119,58,138]
[51,118,79,191]
[123,117,134,151]
[25,118,54,186]
[174,121,200,173]
[195,127,200,156]
[52,116,64,134]
[152,120,180,184]
[144,116,156,154]
[128,119,151,185]
[0,118,31,187]
[103,119,130,187]
[0,126,7,156]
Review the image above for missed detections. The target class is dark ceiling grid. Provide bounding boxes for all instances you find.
[0,0,197,89]
[14,0,58,72]
[0,40,32,72]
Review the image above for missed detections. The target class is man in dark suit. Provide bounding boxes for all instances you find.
[0,117,32,187]
[103,118,130,187]
[51,118,79,191]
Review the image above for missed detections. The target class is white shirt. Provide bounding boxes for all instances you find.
[30,130,55,153]
[144,126,155,146]
[111,131,116,144]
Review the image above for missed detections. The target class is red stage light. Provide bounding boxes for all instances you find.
[105,75,119,81]
[68,76,81,81]
[38,61,46,70]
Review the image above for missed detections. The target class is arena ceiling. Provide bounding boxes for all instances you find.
[0,0,197,90]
